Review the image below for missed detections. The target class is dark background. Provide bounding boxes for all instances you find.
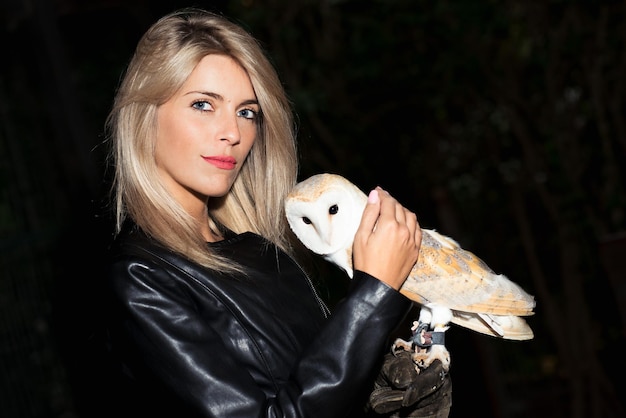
[1,0,625,417]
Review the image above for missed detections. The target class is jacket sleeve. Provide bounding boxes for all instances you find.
[284,270,414,417]
[106,258,412,418]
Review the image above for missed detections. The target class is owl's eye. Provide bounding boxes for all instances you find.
[302,217,312,225]
[329,204,339,215]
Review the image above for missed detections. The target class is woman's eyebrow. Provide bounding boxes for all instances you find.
[185,91,258,106]
[240,99,259,107]
[185,90,222,99]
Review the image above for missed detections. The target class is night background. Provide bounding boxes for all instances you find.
[1,0,625,417]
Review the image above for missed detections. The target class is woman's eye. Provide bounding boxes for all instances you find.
[238,108,258,120]
[192,100,213,112]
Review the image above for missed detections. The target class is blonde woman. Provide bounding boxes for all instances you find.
[103,8,451,418]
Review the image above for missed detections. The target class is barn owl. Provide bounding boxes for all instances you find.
[285,173,535,372]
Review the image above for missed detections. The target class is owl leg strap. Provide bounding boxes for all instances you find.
[392,320,451,373]
[391,321,446,354]
[412,322,445,348]
[407,321,451,372]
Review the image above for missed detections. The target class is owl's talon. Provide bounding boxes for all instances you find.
[391,337,413,355]
[410,344,451,372]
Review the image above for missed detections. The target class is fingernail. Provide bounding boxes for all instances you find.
[368,189,379,203]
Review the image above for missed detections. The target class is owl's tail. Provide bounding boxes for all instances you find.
[450,311,534,340]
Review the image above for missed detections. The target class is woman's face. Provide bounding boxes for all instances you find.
[155,54,258,214]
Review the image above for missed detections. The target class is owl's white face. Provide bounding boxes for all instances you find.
[285,173,368,256]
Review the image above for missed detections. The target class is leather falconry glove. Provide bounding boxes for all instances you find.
[367,350,452,418]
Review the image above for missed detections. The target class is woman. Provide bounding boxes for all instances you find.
[103,7,450,418]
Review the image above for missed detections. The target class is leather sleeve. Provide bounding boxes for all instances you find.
[285,270,414,417]
[106,256,412,418]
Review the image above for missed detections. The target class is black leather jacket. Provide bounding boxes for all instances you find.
[103,223,412,418]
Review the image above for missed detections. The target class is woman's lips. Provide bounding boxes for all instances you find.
[202,155,237,170]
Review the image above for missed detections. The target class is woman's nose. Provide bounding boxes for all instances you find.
[217,114,241,144]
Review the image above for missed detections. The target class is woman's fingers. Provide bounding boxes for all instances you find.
[353,187,421,290]
[360,188,382,234]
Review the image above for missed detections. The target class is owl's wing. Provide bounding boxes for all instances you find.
[400,229,535,317]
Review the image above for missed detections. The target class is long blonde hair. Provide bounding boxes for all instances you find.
[106,8,298,272]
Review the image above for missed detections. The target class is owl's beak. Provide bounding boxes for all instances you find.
[324,251,354,279]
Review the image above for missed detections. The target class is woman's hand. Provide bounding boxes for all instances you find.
[352,187,421,290]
